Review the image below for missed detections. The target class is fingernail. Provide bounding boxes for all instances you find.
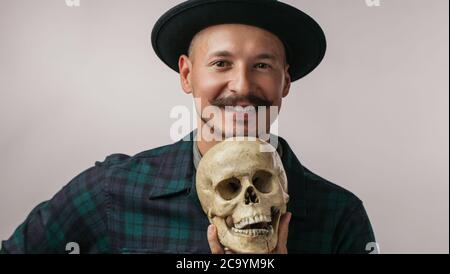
[287,212,292,222]
[208,224,214,234]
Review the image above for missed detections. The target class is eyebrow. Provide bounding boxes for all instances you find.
[255,53,278,61]
[207,50,234,59]
[207,50,279,61]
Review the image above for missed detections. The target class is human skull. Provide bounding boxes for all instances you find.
[196,138,289,253]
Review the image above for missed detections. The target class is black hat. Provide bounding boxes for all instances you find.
[151,0,326,82]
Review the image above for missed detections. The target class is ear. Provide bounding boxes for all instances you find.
[282,64,291,98]
[179,55,193,95]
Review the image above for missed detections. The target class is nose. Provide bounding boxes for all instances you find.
[244,186,259,205]
[229,66,253,96]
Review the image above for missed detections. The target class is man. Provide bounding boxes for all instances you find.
[1,0,375,254]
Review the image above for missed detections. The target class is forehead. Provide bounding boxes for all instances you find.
[208,150,278,183]
[209,142,276,165]
[190,24,286,59]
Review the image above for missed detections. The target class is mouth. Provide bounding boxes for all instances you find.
[227,207,281,237]
[220,105,258,124]
[221,105,258,114]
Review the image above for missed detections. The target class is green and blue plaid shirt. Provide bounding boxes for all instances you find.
[0,131,375,254]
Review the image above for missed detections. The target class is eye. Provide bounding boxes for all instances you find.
[212,60,231,68]
[255,63,271,69]
[252,170,273,193]
[216,177,241,200]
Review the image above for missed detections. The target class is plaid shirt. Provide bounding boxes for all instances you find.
[0,131,375,254]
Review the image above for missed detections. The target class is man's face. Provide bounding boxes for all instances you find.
[179,24,291,139]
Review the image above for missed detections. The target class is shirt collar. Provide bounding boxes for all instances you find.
[192,132,284,170]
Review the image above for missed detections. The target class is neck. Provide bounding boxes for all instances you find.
[196,138,218,157]
[195,123,221,157]
[194,122,273,157]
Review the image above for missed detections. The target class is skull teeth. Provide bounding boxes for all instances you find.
[234,215,272,229]
[232,225,274,236]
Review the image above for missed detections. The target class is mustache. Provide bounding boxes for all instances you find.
[210,94,272,108]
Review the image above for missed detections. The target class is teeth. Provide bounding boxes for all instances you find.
[234,214,272,229]
[224,106,257,113]
[234,220,247,229]
[232,225,274,236]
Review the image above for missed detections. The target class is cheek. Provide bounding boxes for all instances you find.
[258,75,284,104]
[192,69,227,104]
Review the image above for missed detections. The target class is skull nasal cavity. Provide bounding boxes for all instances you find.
[244,186,259,205]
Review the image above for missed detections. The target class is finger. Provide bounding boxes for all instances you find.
[276,212,292,253]
[207,224,224,254]
[224,247,235,254]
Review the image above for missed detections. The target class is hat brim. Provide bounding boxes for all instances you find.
[151,0,327,82]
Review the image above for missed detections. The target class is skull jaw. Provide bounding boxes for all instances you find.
[211,206,285,254]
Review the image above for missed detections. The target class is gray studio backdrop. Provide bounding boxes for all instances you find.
[0,0,448,253]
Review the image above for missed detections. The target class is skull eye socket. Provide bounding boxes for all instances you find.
[252,170,273,193]
[216,177,241,200]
